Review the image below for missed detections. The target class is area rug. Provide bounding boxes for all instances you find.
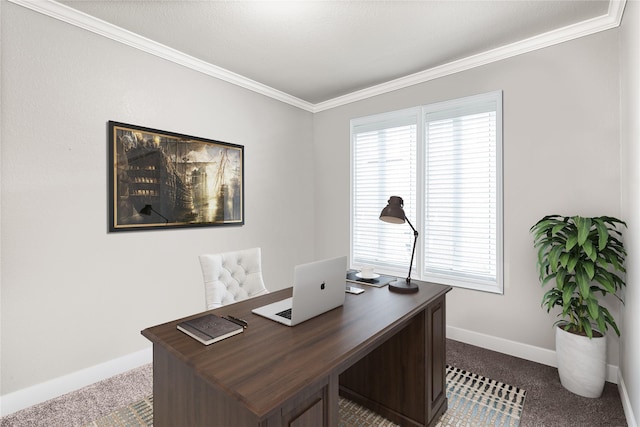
[438,366,527,427]
[86,395,153,427]
[85,366,526,426]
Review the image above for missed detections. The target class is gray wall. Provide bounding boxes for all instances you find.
[1,1,638,422]
[1,2,315,395]
[313,29,623,365]
[620,0,640,422]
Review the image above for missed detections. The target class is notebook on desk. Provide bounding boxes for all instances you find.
[252,256,347,326]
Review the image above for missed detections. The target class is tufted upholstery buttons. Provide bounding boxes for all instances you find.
[199,248,269,310]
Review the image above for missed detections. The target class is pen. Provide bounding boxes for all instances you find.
[228,315,248,326]
[225,315,248,328]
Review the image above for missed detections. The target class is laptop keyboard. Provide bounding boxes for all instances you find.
[276,308,292,319]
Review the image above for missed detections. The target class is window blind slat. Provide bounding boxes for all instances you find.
[352,111,418,269]
[351,92,502,294]
[425,104,497,285]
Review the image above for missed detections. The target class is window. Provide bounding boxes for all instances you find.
[350,91,503,293]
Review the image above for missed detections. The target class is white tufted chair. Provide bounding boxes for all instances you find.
[199,247,269,310]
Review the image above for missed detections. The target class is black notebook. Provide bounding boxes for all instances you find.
[177,314,243,345]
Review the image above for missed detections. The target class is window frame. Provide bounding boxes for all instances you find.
[350,91,503,294]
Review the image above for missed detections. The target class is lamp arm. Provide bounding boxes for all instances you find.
[405,216,419,284]
[151,207,170,223]
[404,216,417,234]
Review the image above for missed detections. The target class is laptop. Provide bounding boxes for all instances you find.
[251,256,347,326]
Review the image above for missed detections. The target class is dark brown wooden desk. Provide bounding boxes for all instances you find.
[142,280,450,427]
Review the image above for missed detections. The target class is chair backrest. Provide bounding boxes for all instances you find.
[199,247,269,310]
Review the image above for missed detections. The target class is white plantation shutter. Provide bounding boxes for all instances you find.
[351,109,419,272]
[350,92,503,293]
[424,94,502,291]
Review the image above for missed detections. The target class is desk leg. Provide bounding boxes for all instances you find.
[327,373,340,426]
[426,295,448,425]
[339,295,447,427]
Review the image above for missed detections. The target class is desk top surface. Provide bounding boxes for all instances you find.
[142,280,450,418]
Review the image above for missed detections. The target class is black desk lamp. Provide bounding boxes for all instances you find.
[379,196,419,293]
[139,204,169,223]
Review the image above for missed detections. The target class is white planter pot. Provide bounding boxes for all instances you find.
[555,325,606,398]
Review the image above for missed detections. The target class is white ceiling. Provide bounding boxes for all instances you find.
[22,1,623,110]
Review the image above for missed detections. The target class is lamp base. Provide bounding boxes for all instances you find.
[388,279,419,294]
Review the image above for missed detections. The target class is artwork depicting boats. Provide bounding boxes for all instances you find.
[109,122,243,231]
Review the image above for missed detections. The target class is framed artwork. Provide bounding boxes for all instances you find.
[108,121,244,232]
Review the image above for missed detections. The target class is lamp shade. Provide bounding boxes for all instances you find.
[139,204,153,216]
[379,196,406,224]
[138,204,169,223]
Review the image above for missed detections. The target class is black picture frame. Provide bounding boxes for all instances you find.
[108,121,244,232]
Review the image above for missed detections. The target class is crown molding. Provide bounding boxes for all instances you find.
[8,0,316,112]
[313,0,627,112]
[10,0,626,114]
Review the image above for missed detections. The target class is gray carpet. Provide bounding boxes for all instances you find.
[0,365,153,427]
[447,340,627,426]
[1,339,628,427]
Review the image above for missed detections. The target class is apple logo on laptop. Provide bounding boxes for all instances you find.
[320,282,325,290]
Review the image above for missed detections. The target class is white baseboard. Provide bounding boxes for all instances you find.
[618,372,638,427]
[446,325,619,384]
[0,347,152,417]
[447,326,638,426]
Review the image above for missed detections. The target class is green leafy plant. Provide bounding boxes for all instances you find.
[530,215,627,338]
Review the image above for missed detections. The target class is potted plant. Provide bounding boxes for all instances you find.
[530,215,626,398]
